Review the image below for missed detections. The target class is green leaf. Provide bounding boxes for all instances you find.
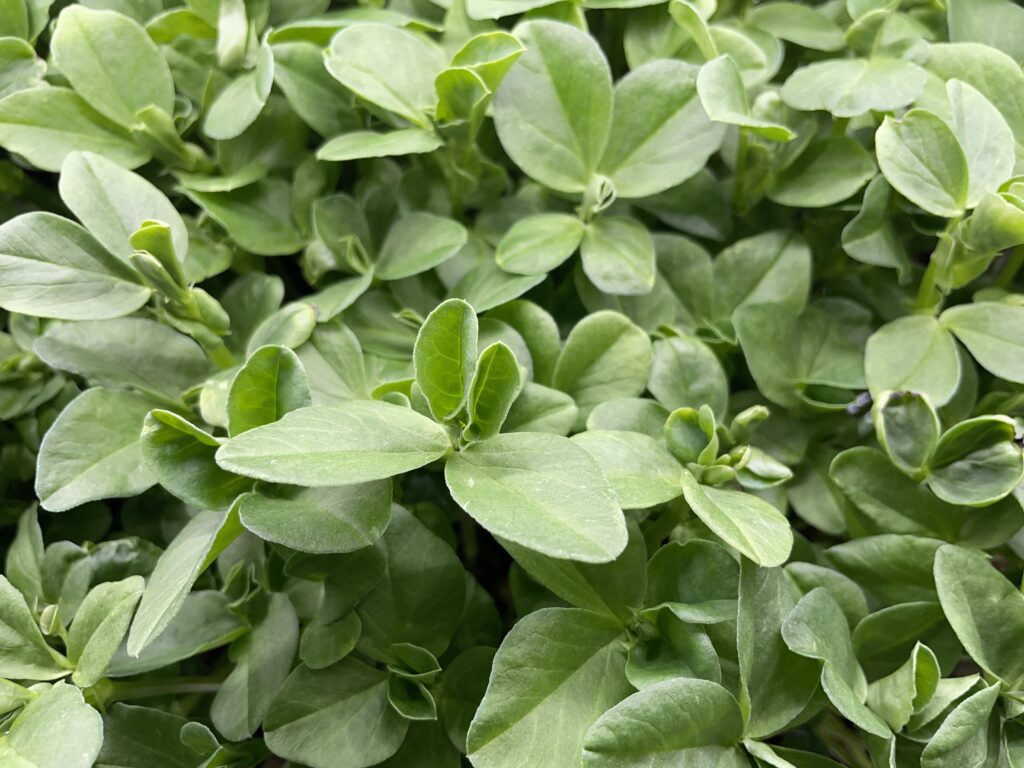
[648,334,728,418]
[768,138,875,208]
[738,561,821,739]
[493,20,613,193]
[572,430,683,509]
[59,151,188,263]
[865,315,962,407]
[227,345,312,436]
[357,507,465,658]
[645,539,738,623]
[496,213,584,275]
[946,79,1015,208]
[841,176,911,278]
[216,400,452,485]
[947,0,1024,64]
[35,388,159,512]
[866,642,940,732]
[414,298,479,422]
[34,318,208,401]
[679,470,793,567]
[376,213,468,281]
[0,575,69,680]
[185,178,305,256]
[50,5,175,127]
[140,410,251,509]
[934,544,1024,686]
[713,231,811,332]
[580,216,656,296]
[781,588,890,738]
[96,704,199,768]
[211,592,299,740]
[697,55,794,141]
[582,678,743,766]
[265,659,409,768]
[920,682,1001,768]
[465,341,521,442]
[941,301,1024,383]
[325,24,445,128]
[0,683,102,768]
[875,109,969,217]
[317,128,443,161]
[0,212,150,320]
[600,59,723,198]
[204,41,274,140]
[746,3,844,51]
[127,507,241,656]
[467,608,631,768]
[926,415,1023,506]
[67,576,144,687]
[552,311,652,426]
[446,431,627,563]
[781,58,926,118]
[873,390,940,478]
[0,37,45,99]
[271,40,359,137]
[238,481,391,553]
[0,87,147,172]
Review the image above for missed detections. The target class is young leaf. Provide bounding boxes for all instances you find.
[67,576,144,687]
[227,345,312,436]
[872,391,940,478]
[465,341,521,442]
[414,298,479,422]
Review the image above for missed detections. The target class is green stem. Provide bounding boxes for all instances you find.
[996,246,1024,289]
[205,340,237,370]
[731,130,748,211]
[105,676,224,703]
[914,259,938,312]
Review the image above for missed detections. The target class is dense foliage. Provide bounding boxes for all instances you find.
[1,0,1024,766]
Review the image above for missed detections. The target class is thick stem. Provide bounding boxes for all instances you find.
[996,246,1024,289]
[105,676,224,703]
